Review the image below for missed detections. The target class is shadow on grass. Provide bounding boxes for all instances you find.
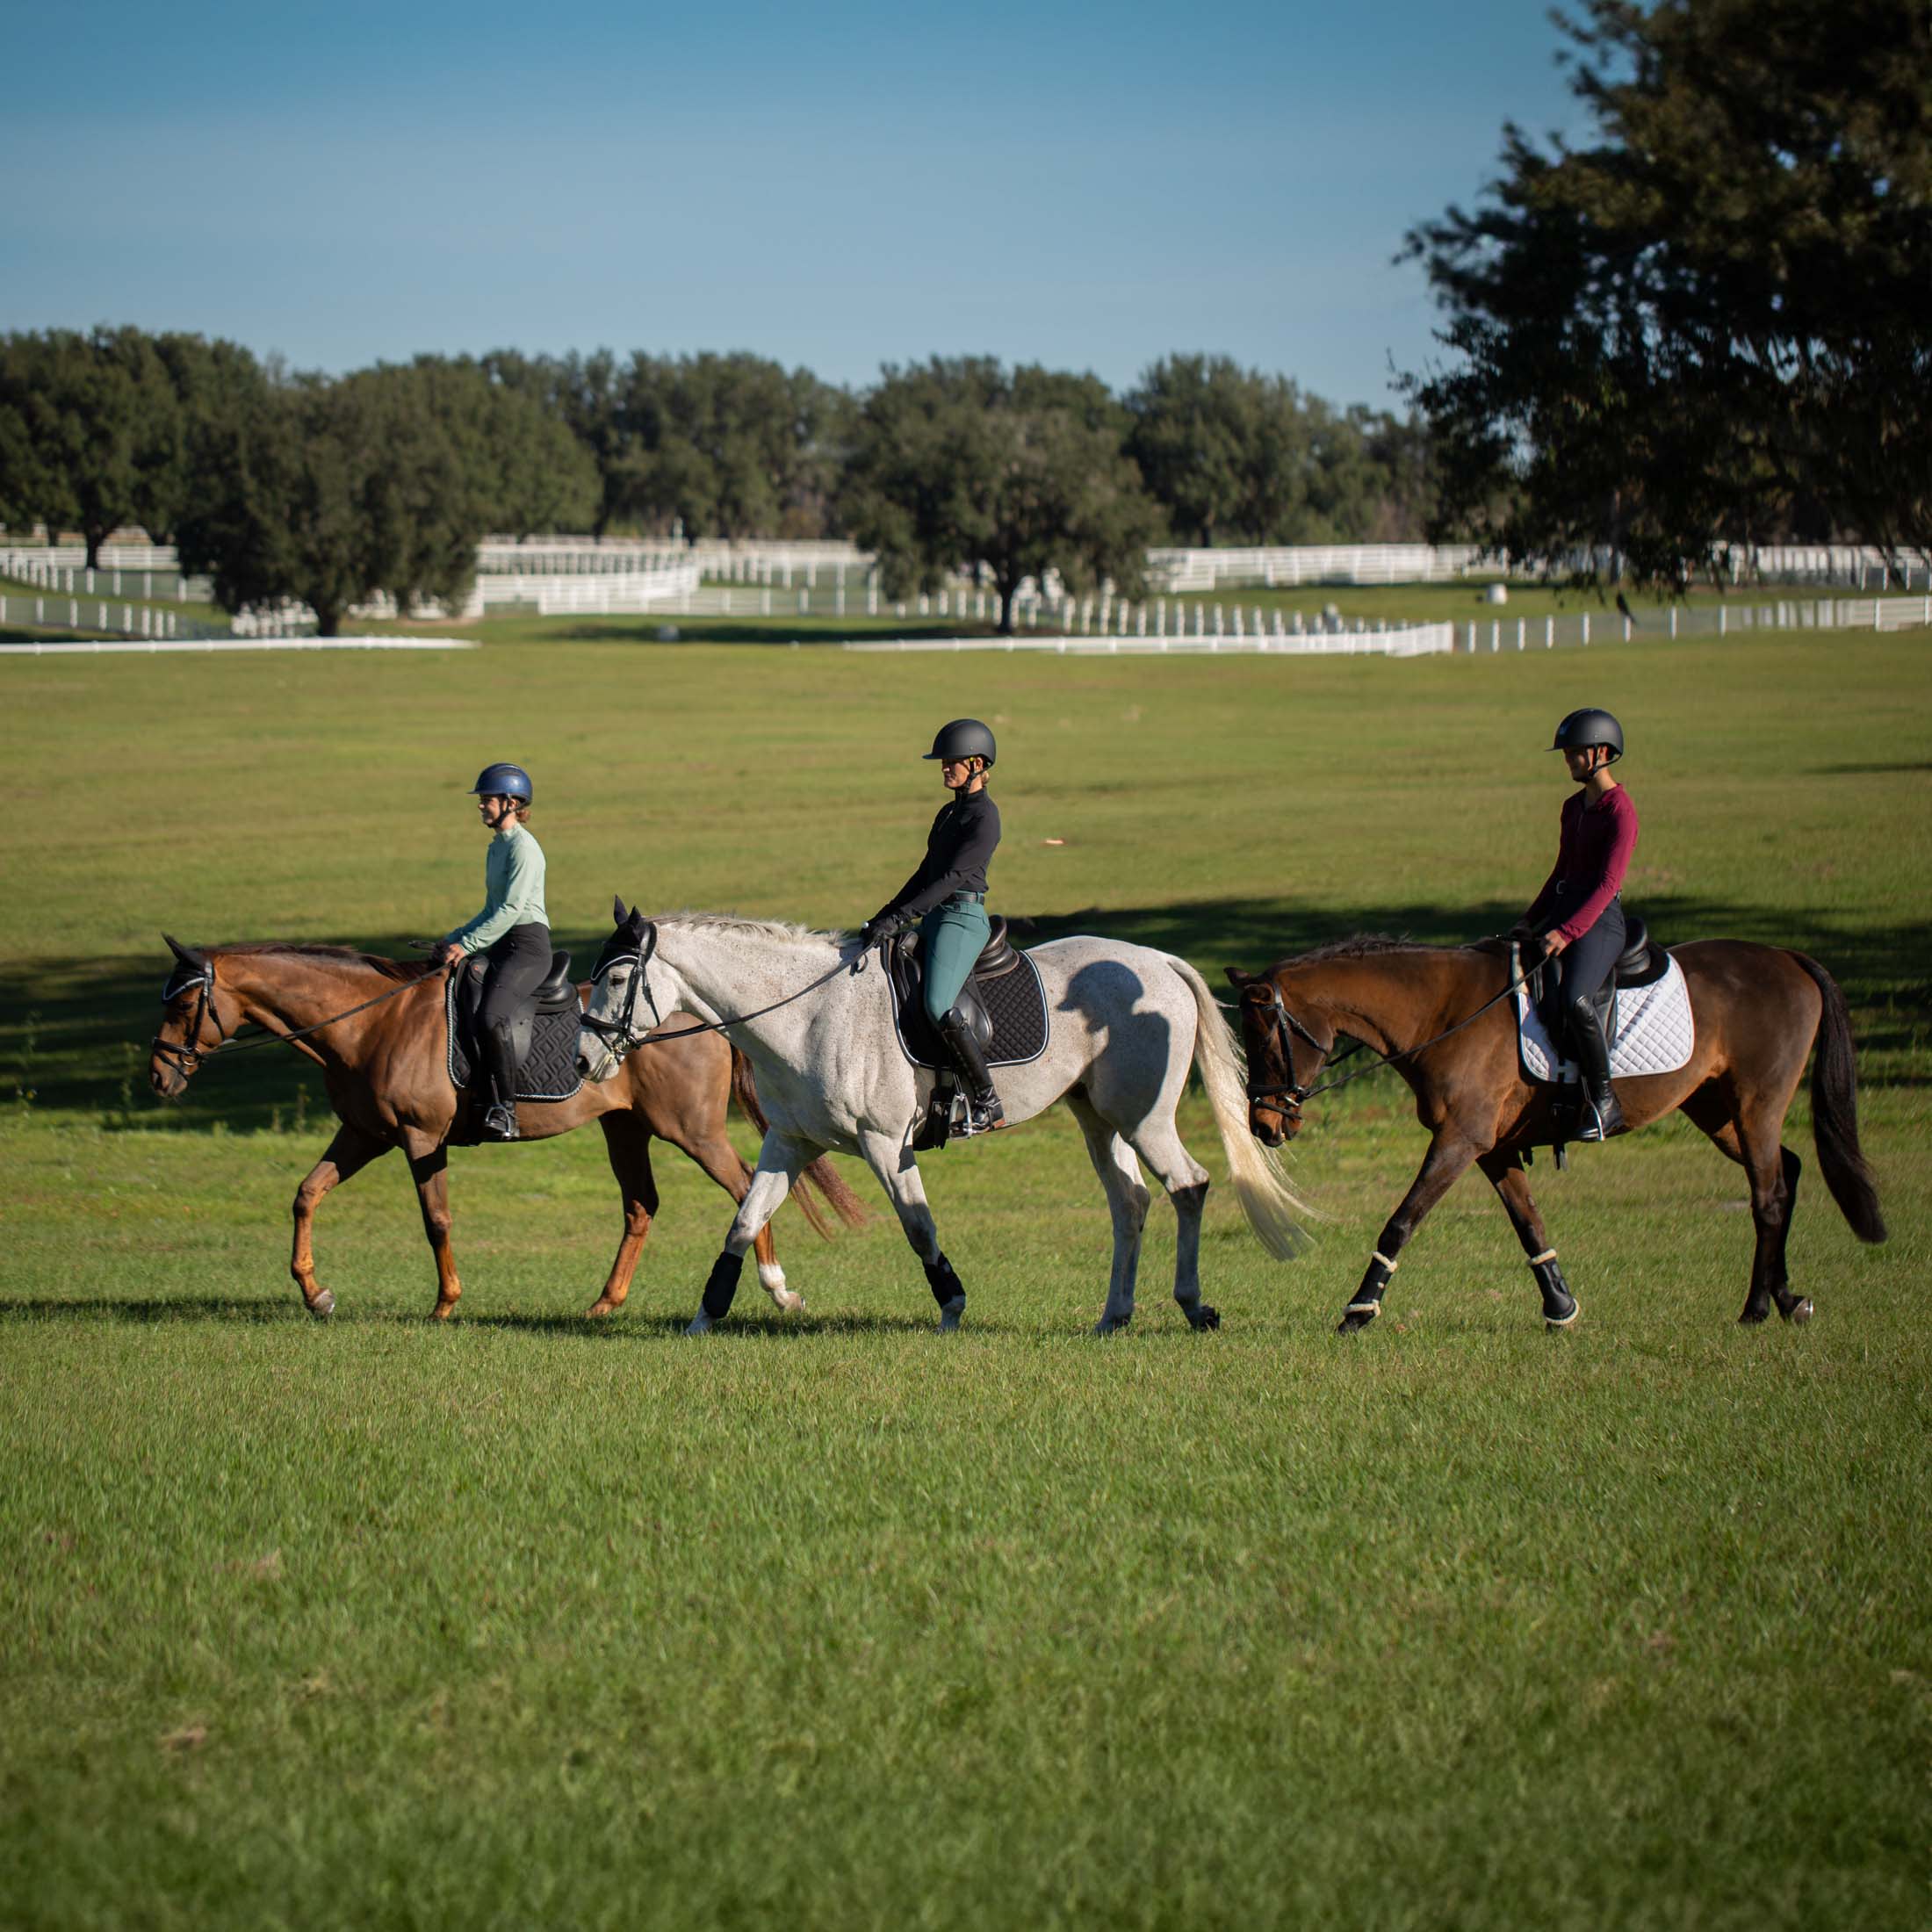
[0,1294,1018,1339]
[4,893,1926,1132]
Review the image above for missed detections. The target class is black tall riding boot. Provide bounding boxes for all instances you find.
[479,1023,521,1142]
[1564,998,1625,1143]
[935,1006,1004,1136]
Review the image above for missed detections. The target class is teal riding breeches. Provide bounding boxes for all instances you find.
[919,897,991,1023]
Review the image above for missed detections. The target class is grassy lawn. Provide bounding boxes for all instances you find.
[3,629,1928,1927]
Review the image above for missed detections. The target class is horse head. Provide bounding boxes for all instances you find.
[151,935,224,1099]
[1224,965,1325,1148]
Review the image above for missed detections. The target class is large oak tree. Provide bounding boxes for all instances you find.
[842,358,1161,634]
[1405,0,1932,584]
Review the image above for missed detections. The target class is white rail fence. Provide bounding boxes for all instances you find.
[6,538,1930,647]
[844,624,1456,660]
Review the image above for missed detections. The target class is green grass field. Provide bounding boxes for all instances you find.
[4,626,1928,1928]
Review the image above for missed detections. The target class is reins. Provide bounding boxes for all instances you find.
[578,919,858,1057]
[153,956,446,1074]
[1248,950,1539,1111]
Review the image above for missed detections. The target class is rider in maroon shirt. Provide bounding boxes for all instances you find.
[1519,708,1639,1141]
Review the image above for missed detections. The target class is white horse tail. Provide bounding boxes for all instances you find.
[1165,955,1315,1260]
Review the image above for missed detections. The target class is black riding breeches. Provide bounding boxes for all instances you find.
[479,923,551,1038]
[1551,897,1625,1008]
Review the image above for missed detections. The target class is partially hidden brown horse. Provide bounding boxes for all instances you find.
[1226,937,1886,1333]
[149,937,866,1319]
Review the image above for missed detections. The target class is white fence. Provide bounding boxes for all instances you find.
[845,624,1456,660]
[1456,595,1932,652]
[1145,544,1489,591]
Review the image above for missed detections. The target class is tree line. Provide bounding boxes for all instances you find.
[0,332,1437,634]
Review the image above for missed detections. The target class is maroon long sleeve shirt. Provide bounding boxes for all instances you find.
[1525,785,1640,943]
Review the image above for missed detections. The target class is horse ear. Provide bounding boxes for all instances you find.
[1223,967,1251,988]
[612,896,629,926]
[164,934,206,968]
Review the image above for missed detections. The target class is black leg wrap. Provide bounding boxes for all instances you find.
[1352,1253,1395,1309]
[1532,1258,1578,1326]
[923,1251,964,1309]
[701,1249,745,1320]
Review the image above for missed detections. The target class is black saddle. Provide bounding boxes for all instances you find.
[1535,909,1668,1038]
[881,916,1049,1072]
[445,951,585,1106]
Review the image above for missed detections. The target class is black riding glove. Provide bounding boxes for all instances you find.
[861,912,905,948]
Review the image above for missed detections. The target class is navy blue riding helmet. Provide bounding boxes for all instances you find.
[470,762,533,803]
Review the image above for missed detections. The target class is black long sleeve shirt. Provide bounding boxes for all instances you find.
[876,789,1002,921]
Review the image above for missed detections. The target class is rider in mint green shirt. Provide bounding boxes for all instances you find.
[443,819,548,955]
[431,762,551,1141]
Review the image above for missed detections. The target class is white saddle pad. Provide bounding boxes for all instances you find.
[1514,950,1695,1084]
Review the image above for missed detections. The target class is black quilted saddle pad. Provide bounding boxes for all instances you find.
[892,951,1050,1071]
[444,977,585,1104]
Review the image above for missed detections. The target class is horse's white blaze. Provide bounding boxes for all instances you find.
[577,914,1311,1328]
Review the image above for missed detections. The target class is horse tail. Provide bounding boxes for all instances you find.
[1790,954,1887,1244]
[1165,955,1315,1260]
[728,1046,869,1236]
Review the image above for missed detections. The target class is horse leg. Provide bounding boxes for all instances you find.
[1476,1150,1578,1328]
[855,1127,965,1334]
[290,1124,389,1316]
[1338,1130,1479,1334]
[1114,1107,1218,1335]
[1067,1093,1152,1335]
[1682,1085,1809,1325]
[403,1137,463,1320]
[685,1131,818,1336]
[662,1118,802,1315]
[586,1114,660,1318]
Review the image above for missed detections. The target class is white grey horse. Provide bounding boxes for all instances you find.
[575,904,1311,1335]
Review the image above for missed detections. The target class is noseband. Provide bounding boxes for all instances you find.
[151,959,229,1076]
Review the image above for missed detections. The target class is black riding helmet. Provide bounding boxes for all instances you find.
[1550,709,1623,763]
[470,761,534,802]
[924,718,997,767]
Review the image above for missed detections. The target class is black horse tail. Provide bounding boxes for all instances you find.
[1791,954,1887,1244]
[728,1047,869,1236]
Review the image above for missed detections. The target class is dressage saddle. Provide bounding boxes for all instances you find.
[447,949,584,1107]
[880,917,1022,1068]
[1533,910,1669,1041]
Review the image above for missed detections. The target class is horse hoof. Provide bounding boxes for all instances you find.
[1187,1304,1221,1332]
[685,1308,716,1337]
[1784,1297,1814,1326]
[585,1299,617,1320]
[1336,1305,1379,1335]
[1092,1314,1131,1337]
[1544,1297,1580,1330]
[1737,1306,1771,1326]
[308,1289,334,1318]
[935,1294,965,1334]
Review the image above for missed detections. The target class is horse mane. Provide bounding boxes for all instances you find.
[1268,932,1509,974]
[213,941,432,984]
[652,912,849,947]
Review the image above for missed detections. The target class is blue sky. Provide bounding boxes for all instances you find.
[0,1,1590,408]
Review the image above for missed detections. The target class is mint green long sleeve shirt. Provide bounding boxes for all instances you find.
[444,822,549,955]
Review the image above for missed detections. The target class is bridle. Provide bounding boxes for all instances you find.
[579,919,855,1063]
[580,922,666,1057]
[150,957,229,1077]
[1242,982,1363,1124]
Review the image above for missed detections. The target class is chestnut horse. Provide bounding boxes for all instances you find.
[1226,937,1886,1333]
[148,937,865,1319]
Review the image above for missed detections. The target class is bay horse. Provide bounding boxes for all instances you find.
[576,905,1311,1336]
[1226,937,1886,1333]
[148,937,865,1320]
